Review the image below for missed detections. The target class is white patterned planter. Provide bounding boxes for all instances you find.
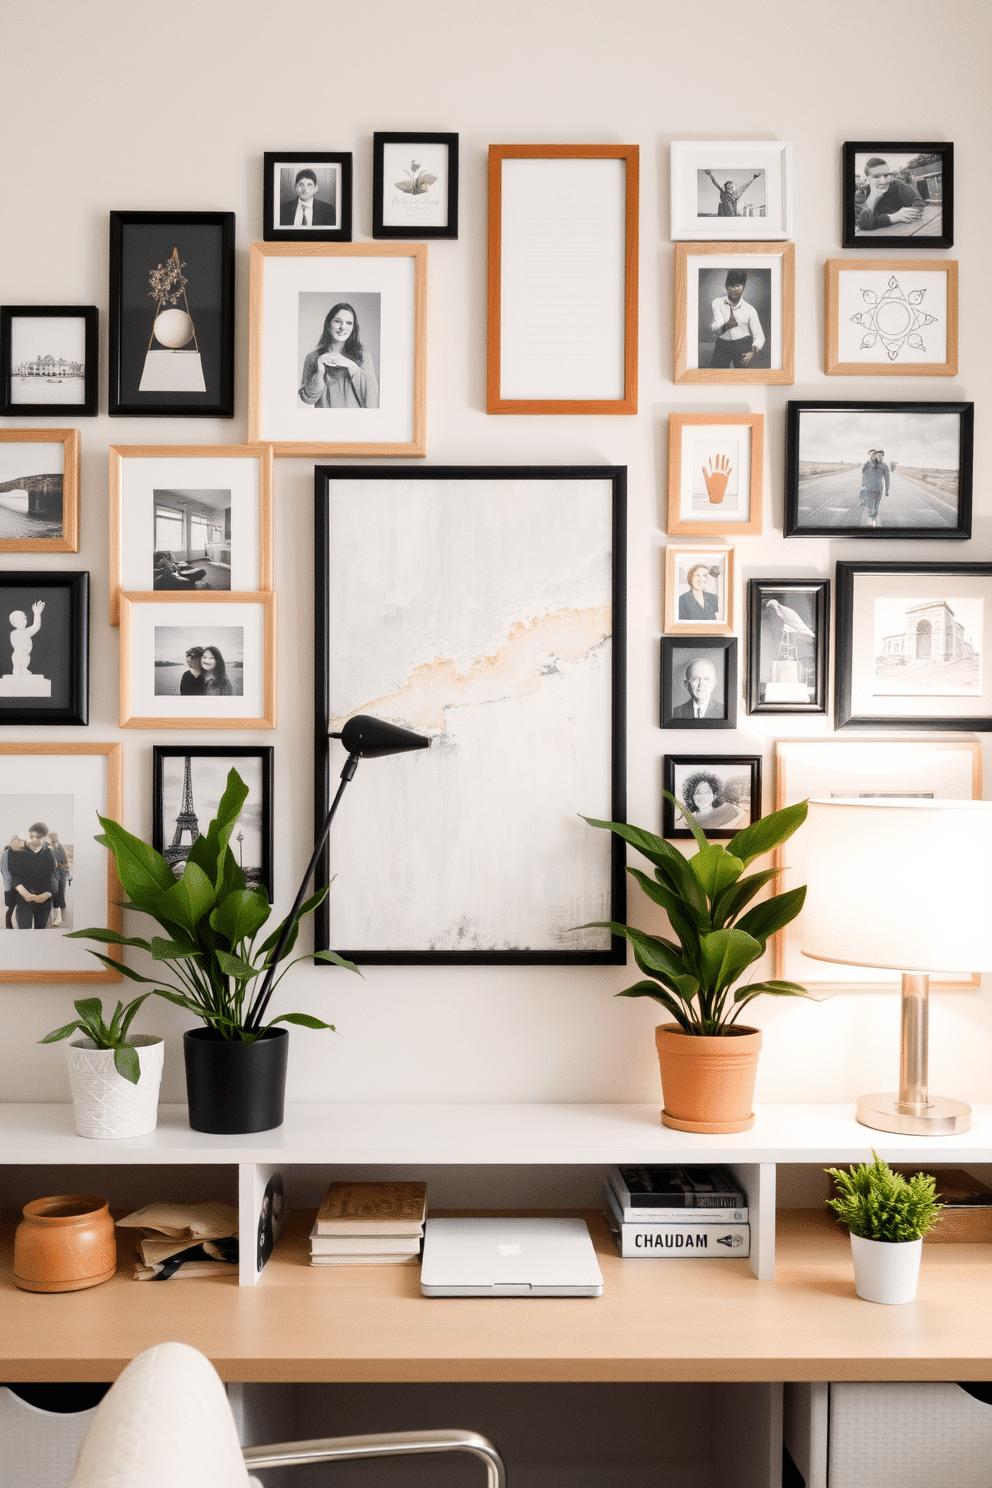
[67,1036,165,1139]
[850,1232,923,1304]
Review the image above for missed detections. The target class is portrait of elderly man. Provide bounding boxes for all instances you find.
[671,656,722,720]
[280,168,338,228]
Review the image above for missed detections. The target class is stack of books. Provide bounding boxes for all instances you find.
[309,1180,427,1266]
[604,1163,750,1259]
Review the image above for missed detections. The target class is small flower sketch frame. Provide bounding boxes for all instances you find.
[373,132,459,240]
[825,259,958,376]
[0,306,98,417]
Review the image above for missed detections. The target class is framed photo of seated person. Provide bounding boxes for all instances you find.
[843,142,953,250]
[674,242,794,385]
[661,636,737,730]
[263,153,353,244]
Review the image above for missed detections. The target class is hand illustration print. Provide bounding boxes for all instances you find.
[701,453,732,504]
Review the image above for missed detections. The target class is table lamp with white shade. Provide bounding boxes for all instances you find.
[800,797,992,1136]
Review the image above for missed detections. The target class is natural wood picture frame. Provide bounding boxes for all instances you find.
[666,413,763,536]
[0,428,80,554]
[664,542,735,636]
[674,240,795,385]
[825,258,958,376]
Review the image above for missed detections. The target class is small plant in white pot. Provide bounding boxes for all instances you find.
[825,1151,943,1304]
[40,995,164,1140]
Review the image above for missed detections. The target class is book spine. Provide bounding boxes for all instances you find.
[605,1184,747,1226]
[607,1220,750,1259]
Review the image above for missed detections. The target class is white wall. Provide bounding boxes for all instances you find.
[2,0,989,1108]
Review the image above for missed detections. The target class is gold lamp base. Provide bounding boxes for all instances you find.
[856,1092,972,1137]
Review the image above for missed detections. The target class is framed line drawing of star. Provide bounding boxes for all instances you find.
[825,259,957,376]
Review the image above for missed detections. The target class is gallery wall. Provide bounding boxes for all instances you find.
[1,0,989,1108]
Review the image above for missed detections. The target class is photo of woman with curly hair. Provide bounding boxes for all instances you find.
[664,756,760,840]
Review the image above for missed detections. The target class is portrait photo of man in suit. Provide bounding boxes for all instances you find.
[670,656,723,721]
[279,167,339,229]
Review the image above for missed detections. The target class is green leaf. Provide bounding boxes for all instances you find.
[626,867,708,936]
[93,814,177,902]
[711,867,782,928]
[616,980,694,1030]
[215,948,260,979]
[732,980,809,1003]
[586,922,691,984]
[257,887,329,962]
[689,845,744,903]
[312,949,360,974]
[38,1021,84,1044]
[185,769,250,887]
[62,927,154,950]
[698,927,763,995]
[727,800,808,868]
[216,845,247,901]
[209,887,272,949]
[73,996,105,1025]
[662,790,709,853]
[735,885,807,946]
[150,937,200,961]
[156,860,216,936]
[268,1012,336,1030]
[85,951,160,983]
[582,816,707,913]
[119,995,150,1040]
[113,1044,141,1085]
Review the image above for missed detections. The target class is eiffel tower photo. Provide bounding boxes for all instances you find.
[164,754,200,872]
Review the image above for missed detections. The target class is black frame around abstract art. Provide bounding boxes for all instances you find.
[0,570,88,726]
[0,306,99,417]
[152,745,275,899]
[313,465,627,965]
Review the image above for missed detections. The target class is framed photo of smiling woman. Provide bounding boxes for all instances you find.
[664,542,734,635]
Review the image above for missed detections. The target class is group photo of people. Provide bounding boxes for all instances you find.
[1,799,72,931]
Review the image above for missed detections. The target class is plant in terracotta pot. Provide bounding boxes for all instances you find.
[825,1150,943,1304]
[583,797,810,1133]
[39,995,165,1140]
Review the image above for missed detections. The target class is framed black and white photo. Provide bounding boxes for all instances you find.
[843,142,953,249]
[825,259,957,377]
[835,561,992,731]
[664,542,734,635]
[314,465,626,965]
[674,242,794,384]
[747,578,829,715]
[0,570,88,726]
[0,429,80,554]
[263,152,352,243]
[118,592,276,729]
[666,413,763,537]
[153,745,274,897]
[109,444,273,624]
[373,132,458,239]
[109,211,235,417]
[1,307,98,417]
[661,636,737,730]
[670,141,792,240]
[0,742,123,984]
[248,242,426,456]
[785,400,973,540]
[663,755,761,839]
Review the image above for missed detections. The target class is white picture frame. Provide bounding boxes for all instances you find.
[670,141,792,240]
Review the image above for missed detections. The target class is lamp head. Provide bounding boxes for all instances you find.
[330,714,430,760]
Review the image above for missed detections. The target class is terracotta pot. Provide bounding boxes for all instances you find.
[13,1194,116,1293]
[654,1023,762,1133]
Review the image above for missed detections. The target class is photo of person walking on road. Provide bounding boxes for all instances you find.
[859,449,891,526]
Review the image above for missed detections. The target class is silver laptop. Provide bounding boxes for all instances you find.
[420,1217,604,1297]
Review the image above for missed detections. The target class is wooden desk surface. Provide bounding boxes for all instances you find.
[3,1209,991,1384]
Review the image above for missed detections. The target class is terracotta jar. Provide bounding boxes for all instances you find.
[655,1023,762,1134]
[13,1194,117,1293]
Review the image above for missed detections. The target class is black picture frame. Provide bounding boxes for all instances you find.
[0,306,98,417]
[152,745,274,897]
[662,755,761,840]
[843,141,953,250]
[747,578,830,715]
[661,636,737,730]
[262,152,353,244]
[109,211,235,418]
[835,561,992,731]
[372,132,459,239]
[314,465,626,965]
[0,570,88,726]
[785,400,973,541]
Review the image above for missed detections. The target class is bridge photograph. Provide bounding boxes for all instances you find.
[0,442,64,542]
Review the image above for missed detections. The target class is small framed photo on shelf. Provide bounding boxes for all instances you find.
[664,542,734,635]
[661,635,737,730]
[835,561,992,732]
[674,241,794,384]
[0,570,88,726]
[824,259,957,377]
[152,745,274,898]
[109,211,235,418]
[108,444,274,625]
[0,742,123,983]
[0,306,98,417]
[667,413,762,536]
[843,142,953,250]
[747,578,829,715]
[373,132,458,239]
[263,152,353,243]
[0,429,80,554]
[670,141,792,240]
[662,754,761,839]
[118,591,276,730]
[248,241,426,456]
[785,400,973,540]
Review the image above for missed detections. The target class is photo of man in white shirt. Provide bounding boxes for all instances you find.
[709,269,765,370]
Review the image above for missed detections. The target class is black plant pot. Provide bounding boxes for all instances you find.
[183,1027,289,1134]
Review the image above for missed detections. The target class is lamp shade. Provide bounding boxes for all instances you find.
[800,798,992,974]
[330,714,430,759]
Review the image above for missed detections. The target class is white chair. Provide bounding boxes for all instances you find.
[68,1342,506,1488]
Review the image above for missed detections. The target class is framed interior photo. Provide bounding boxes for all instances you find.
[0,742,123,984]
[0,570,88,726]
[118,591,276,730]
[661,635,737,730]
[263,152,352,243]
[1,306,98,417]
[373,132,458,239]
[153,745,274,898]
[674,241,794,384]
[843,142,953,250]
[663,755,761,840]
[487,144,639,413]
[824,259,957,376]
[109,444,274,625]
[314,465,626,966]
[835,561,992,731]
[747,578,829,715]
[248,241,426,456]
[0,429,79,554]
[109,211,235,418]
[785,400,973,540]
[670,141,792,240]
[667,413,763,536]
[664,542,734,635]
[774,739,980,992]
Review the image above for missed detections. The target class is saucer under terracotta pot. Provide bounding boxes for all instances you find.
[655,1023,761,1133]
[13,1194,117,1293]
